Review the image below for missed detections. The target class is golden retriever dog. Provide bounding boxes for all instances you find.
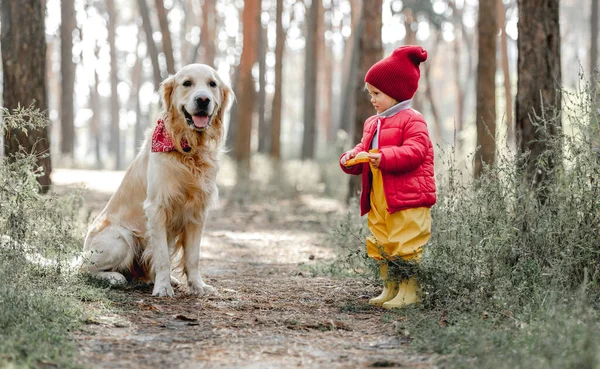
[82,64,233,297]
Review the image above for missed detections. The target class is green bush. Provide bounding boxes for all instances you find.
[0,106,93,368]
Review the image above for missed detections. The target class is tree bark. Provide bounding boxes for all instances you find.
[348,0,382,202]
[338,0,361,136]
[474,0,497,178]
[257,21,269,153]
[234,0,261,183]
[60,0,76,157]
[270,0,285,161]
[1,0,52,191]
[516,0,561,200]
[199,0,217,66]
[591,0,598,76]
[130,41,145,153]
[591,0,600,151]
[138,0,163,88]
[318,1,333,144]
[498,0,513,146]
[155,0,176,74]
[302,0,320,160]
[404,8,423,113]
[423,33,443,144]
[89,53,103,169]
[107,0,121,170]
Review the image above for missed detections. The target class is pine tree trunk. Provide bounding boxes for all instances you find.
[138,0,163,88]
[130,44,145,152]
[423,34,443,144]
[404,9,423,113]
[302,0,319,160]
[270,0,284,162]
[60,0,76,157]
[1,0,52,192]
[348,0,382,203]
[591,0,598,76]
[592,0,599,152]
[516,0,561,200]
[89,58,103,169]
[453,31,465,137]
[498,0,513,146]
[107,0,121,170]
[257,22,269,153]
[234,0,261,183]
[155,0,176,74]
[199,0,216,66]
[317,1,333,144]
[338,0,360,136]
[474,0,497,178]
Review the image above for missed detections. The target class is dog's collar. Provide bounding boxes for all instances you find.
[151,119,191,153]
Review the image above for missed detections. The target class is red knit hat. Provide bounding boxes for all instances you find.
[364,45,428,103]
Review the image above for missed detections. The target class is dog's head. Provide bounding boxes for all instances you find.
[160,64,233,150]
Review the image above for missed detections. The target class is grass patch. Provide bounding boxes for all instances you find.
[0,106,109,368]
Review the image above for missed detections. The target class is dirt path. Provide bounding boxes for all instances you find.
[54,169,432,369]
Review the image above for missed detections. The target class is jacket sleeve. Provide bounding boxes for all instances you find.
[339,118,374,175]
[379,117,430,173]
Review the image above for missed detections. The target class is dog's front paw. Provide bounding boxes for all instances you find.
[188,281,216,296]
[152,282,174,297]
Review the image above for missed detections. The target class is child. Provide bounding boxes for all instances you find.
[340,45,436,309]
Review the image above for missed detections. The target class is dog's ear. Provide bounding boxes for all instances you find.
[160,76,175,111]
[220,83,235,114]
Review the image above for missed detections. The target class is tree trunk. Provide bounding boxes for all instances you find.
[348,0,383,203]
[89,55,103,169]
[270,0,285,162]
[423,33,443,144]
[338,0,360,136]
[234,0,261,183]
[107,0,121,170]
[592,0,599,151]
[155,0,176,74]
[199,0,217,66]
[591,0,598,76]
[516,0,561,200]
[318,1,333,144]
[498,0,513,146]
[474,0,497,178]
[257,22,268,153]
[60,0,76,157]
[453,30,465,137]
[138,0,163,88]
[130,44,145,152]
[404,9,423,113]
[302,0,319,160]
[449,0,475,149]
[1,0,52,191]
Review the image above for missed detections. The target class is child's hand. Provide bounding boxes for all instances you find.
[341,150,357,166]
[369,153,382,168]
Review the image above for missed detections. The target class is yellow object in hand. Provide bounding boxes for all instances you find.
[345,151,370,166]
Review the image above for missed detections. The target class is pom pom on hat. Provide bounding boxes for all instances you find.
[364,45,428,103]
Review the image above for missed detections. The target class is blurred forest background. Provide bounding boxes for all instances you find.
[2,2,600,367]
[1,0,597,198]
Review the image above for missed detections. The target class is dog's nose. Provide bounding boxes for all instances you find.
[195,97,211,110]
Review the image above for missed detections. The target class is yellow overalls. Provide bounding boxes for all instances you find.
[365,154,432,262]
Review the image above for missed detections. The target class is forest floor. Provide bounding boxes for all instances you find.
[53,169,433,369]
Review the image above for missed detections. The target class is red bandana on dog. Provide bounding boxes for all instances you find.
[151,119,191,153]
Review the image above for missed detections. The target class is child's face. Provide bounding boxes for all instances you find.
[366,83,398,114]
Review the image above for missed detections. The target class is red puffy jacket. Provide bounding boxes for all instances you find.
[340,109,436,216]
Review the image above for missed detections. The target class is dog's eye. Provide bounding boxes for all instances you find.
[183,80,192,87]
[209,81,217,88]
